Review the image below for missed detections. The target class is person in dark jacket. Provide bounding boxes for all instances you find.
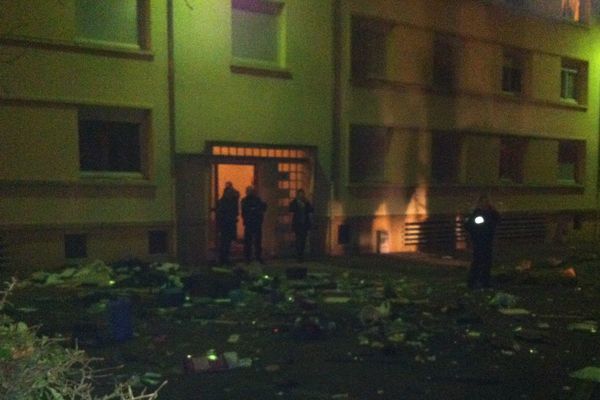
[241,185,267,264]
[289,189,314,262]
[464,194,500,289]
[216,182,239,265]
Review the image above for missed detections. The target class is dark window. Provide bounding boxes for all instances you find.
[499,137,527,183]
[79,120,141,172]
[349,125,389,182]
[351,17,393,80]
[65,234,87,259]
[433,35,458,91]
[148,230,168,255]
[431,133,461,183]
[558,140,583,183]
[338,224,351,245]
[502,53,524,94]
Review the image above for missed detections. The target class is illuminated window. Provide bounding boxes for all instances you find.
[349,125,390,182]
[433,34,459,92]
[75,0,149,49]
[351,17,394,80]
[499,137,527,183]
[231,0,284,65]
[558,140,584,183]
[78,107,148,174]
[502,51,525,94]
[431,133,461,184]
[561,59,586,104]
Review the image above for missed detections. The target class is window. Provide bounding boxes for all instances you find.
[558,140,584,183]
[231,0,284,66]
[433,34,459,92]
[561,59,586,104]
[351,17,394,80]
[499,137,527,183]
[502,52,525,94]
[349,125,390,182]
[561,0,581,21]
[504,0,526,6]
[78,107,148,174]
[149,230,168,255]
[65,234,87,259]
[75,0,149,49]
[431,133,461,184]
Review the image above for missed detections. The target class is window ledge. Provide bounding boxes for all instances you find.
[346,182,584,196]
[351,79,589,111]
[230,58,292,80]
[0,178,154,188]
[0,35,154,60]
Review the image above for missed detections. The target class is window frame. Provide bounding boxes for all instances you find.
[432,33,461,92]
[560,58,587,105]
[430,132,462,184]
[350,16,395,81]
[501,51,526,95]
[230,0,286,70]
[77,106,151,179]
[557,140,584,184]
[74,0,151,51]
[499,137,527,184]
[349,124,391,183]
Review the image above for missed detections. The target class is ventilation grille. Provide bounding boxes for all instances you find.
[404,218,465,247]
[404,214,547,247]
[495,214,546,241]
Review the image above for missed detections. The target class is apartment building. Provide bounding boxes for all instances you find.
[1,0,599,271]
[332,0,600,254]
[0,1,173,273]
[172,0,334,264]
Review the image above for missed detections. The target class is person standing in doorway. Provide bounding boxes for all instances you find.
[216,182,239,265]
[289,189,314,262]
[241,185,267,264]
[464,194,500,289]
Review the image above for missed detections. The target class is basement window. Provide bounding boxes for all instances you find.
[148,230,168,255]
[65,234,87,259]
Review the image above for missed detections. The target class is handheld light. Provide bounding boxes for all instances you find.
[474,216,485,224]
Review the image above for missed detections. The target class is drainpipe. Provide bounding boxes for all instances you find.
[330,0,342,255]
[167,0,178,257]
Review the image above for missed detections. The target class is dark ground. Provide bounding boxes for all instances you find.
[5,243,600,399]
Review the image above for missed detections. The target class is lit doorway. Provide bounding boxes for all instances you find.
[214,163,255,241]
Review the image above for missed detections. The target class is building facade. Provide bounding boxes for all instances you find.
[0,0,599,271]
[332,0,600,254]
[0,1,173,273]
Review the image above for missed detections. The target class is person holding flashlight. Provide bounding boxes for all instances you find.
[464,194,500,289]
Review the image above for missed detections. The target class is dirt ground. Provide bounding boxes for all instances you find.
[5,243,600,400]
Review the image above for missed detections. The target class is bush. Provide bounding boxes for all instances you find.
[0,279,165,400]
